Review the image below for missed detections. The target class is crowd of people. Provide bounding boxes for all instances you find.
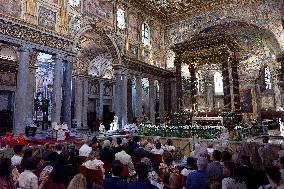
[1,135,284,189]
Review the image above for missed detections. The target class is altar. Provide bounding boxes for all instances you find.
[192,116,223,126]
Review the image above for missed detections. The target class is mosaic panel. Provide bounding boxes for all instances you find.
[83,0,114,26]
[0,0,21,18]
[38,6,57,30]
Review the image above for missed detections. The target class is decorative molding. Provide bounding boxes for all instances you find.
[0,15,73,53]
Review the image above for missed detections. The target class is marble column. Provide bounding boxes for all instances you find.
[14,45,32,135]
[171,79,177,113]
[51,55,63,124]
[74,76,83,128]
[149,78,155,124]
[62,60,73,128]
[174,55,182,110]
[114,71,122,127]
[159,81,165,120]
[26,67,36,124]
[121,74,128,126]
[111,82,115,112]
[99,80,104,120]
[136,75,142,122]
[82,78,89,128]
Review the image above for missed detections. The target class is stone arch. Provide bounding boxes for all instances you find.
[196,21,282,54]
[69,15,122,66]
[168,1,284,50]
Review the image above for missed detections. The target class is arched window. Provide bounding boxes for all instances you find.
[141,22,150,46]
[264,66,272,90]
[214,72,223,94]
[117,8,125,29]
[69,0,80,7]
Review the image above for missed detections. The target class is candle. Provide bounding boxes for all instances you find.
[217,102,220,108]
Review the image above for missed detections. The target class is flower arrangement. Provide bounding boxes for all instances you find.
[138,123,245,140]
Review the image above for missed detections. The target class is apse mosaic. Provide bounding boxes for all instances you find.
[0,0,21,18]
[38,6,57,30]
[166,0,283,50]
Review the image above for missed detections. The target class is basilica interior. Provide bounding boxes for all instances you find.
[3,1,284,189]
[0,0,283,136]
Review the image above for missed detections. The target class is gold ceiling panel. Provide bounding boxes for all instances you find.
[130,0,261,23]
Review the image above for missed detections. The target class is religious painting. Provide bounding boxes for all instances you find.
[38,6,57,30]
[0,0,21,18]
[128,14,138,42]
[241,89,254,113]
[83,0,114,26]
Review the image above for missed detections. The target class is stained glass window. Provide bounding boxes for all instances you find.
[142,22,150,46]
[117,8,125,29]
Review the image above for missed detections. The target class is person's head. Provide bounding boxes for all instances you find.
[167,139,173,146]
[13,145,23,155]
[117,138,122,145]
[223,161,243,182]
[133,136,140,143]
[174,150,183,161]
[186,157,195,168]
[197,157,208,171]
[58,152,69,164]
[135,162,148,179]
[111,160,123,177]
[103,140,111,149]
[141,157,153,171]
[164,153,174,166]
[212,150,222,162]
[221,151,232,162]
[240,156,252,167]
[0,158,11,178]
[263,136,269,144]
[91,136,98,146]
[23,148,33,159]
[122,144,129,152]
[55,143,63,152]
[265,167,281,185]
[208,180,221,189]
[67,173,87,189]
[155,142,161,149]
[22,157,37,171]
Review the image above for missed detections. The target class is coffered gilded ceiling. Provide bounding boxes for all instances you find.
[130,0,260,23]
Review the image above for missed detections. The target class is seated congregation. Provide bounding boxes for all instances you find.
[1,136,284,189]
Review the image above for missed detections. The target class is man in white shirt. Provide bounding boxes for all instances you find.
[11,145,23,166]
